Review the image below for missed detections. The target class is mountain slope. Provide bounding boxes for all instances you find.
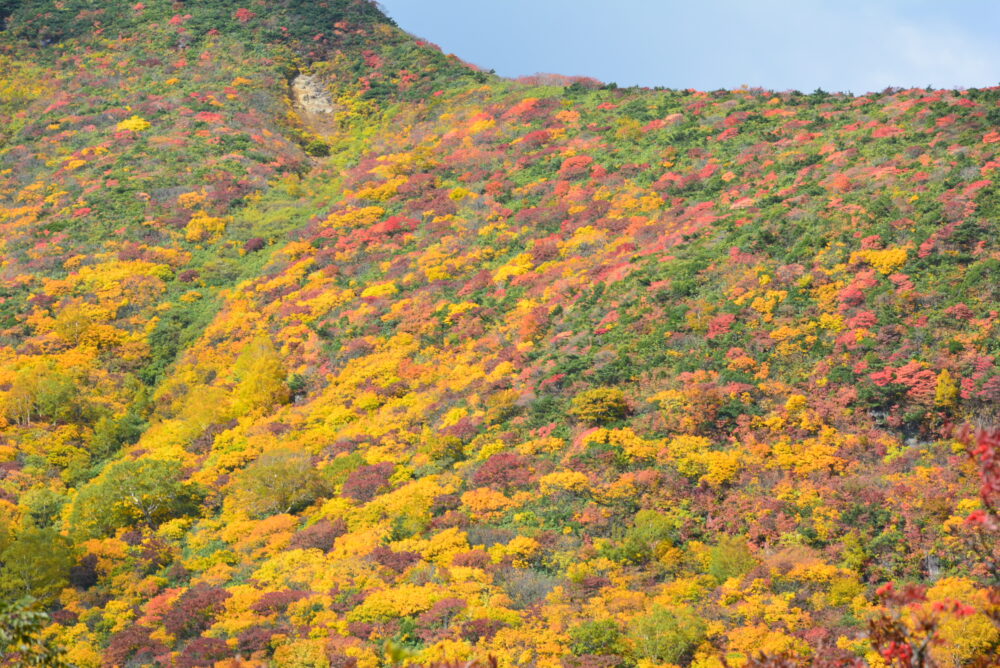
[1,2,999,666]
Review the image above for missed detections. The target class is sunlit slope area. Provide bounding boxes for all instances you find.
[1,1,999,666]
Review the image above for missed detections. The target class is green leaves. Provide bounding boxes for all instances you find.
[708,534,757,584]
[569,619,623,657]
[229,448,329,517]
[628,605,707,664]
[0,528,75,606]
[0,597,69,667]
[68,458,204,539]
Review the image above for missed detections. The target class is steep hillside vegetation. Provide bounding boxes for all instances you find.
[1,1,999,666]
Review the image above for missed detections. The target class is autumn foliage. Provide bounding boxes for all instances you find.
[0,0,998,666]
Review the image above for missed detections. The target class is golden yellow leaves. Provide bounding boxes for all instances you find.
[360,281,398,298]
[492,253,534,283]
[176,190,207,209]
[348,583,443,621]
[462,487,518,519]
[489,535,540,568]
[538,471,591,495]
[515,436,565,456]
[851,246,909,275]
[231,335,290,416]
[448,186,475,201]
[569,387,628,426]
[695,451,744,488]
[116,115,151,132]
[184,210,228,242]
[584,427,662,461]
[912,578,998,666]
[350,176,406,201]
[415,639,477,666]
[767,433,846,476]
[664,434,743,488]
[323,205,385,229]
[467,116,496,135]
[784,394,808,414]
[725,625,808,665]
[748,290,787,322]
[934,369,959,407]
[0,56,48,109]
[560,225,607,255]
[417,526,470,564]
[274,640,334,668]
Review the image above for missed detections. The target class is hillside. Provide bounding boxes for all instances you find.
[1,1,999,666]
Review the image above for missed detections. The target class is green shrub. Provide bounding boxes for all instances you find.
[69,458,204,538]
[0,528,75,605]
[602,509,679,565]
[627,605,706,664]
[708,535,756,583]
[0,596,70,667]
[304,139,331,157]
[569,619,623,656]
[18,488,66,529]
[230,449,329,517]
[88,409,147,461]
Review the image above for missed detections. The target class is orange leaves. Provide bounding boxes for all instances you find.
[461,487,518,519]
[716,127,739,141]
[502,97,539,120]
[827,171,853,192]
[558,155,594,179]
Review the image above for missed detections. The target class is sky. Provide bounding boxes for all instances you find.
[375,0,1000,94]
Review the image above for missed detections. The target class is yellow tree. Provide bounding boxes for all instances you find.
[232,335,290,415]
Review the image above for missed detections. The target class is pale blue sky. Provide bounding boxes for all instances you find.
[376,0,1000,93]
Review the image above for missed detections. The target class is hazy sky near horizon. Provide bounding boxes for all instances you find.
[376,0,1000,94]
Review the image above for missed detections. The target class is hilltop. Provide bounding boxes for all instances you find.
[0,1,999,666]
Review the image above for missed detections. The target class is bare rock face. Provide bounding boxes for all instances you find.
[290,73,340,138]
[291,74,335,115]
